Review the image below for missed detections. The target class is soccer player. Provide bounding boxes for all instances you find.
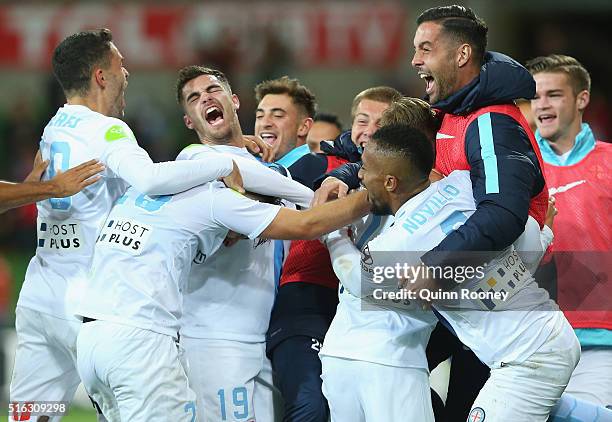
[527,55,612,409]
[9,29,276,422]
[75,155,369,420]
[173,66,323,422]
[0,151,103,214]
[325,124,579,421]
[306,112,343,153]
[267,87,401,422]
[254,76,315,164]
[319,100,441,422]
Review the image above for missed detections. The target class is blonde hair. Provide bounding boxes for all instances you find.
[380,97,439,143]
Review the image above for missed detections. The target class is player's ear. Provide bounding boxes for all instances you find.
[457,43,471,68]
[232,94,240,111]
[297,117,314,138]
[183,114,194,130]
[93,68,105,88]
[576,90,590,112]
[384,175,398,192]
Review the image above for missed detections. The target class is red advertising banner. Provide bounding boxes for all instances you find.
[0,2,407,70]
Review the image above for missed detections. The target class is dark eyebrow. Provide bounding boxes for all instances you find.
[417,41,433,49]
[256,107,287,114]
[185,91,200,103]
[206,83,223,92]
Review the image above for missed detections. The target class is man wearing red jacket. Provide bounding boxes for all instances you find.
[318,5,548,420]
[528,54,611,409]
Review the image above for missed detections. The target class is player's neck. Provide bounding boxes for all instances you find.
[391,179,431,215]
[199,125,245,148]
[66,94,110,116]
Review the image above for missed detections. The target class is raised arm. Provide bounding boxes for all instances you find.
[177,145,314,208]
[106,142,235,196]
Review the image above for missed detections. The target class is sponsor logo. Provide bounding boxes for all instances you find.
[549,180,586,196]
[37,220,82,250]
[104,125,130,142]
[96,219,152,254]
[436,132,455,140]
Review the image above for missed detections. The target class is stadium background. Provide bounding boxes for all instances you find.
[0,0,610,419]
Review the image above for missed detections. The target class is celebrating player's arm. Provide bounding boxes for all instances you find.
[0,151,104,214]
[321,228,364,296]
[100,122,313,207]
[262,191,368,240]
[177,144,314,208]
[96,119,248,196]
[210,186,369,242]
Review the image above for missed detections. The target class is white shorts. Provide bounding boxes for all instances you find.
[9,306,81,422]
[77,320,197,422]
[468,313,580,422]
[564,346,612,407]
[180,336,282,422]
[320,356,434,422]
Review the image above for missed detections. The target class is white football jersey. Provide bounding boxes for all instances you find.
[19,105,133,320]
[18,104,234,320]
[320,213,438,369]
[330,171,559,368]
[75,182,281,337]
[177,143,314,208]
[178,145,279,342]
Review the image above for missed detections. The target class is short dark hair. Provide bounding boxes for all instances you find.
[525,54,591,95]
[52,28,114,97]
[176,65,232,104]
[314,112,343,131]
[254,76,317,118]
[417,5,488,66]
[351,86,402,120]
[380,97,440,144]
[371,124,434,180]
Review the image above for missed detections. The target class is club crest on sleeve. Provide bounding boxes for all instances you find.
[468,407,486,422]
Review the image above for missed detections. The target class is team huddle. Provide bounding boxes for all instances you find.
[7,4,612,422]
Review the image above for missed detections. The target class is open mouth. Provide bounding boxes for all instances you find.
[419,72,435,95]
[205,105,224,126]
[259,132,278,145]
[537,114,556,125]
